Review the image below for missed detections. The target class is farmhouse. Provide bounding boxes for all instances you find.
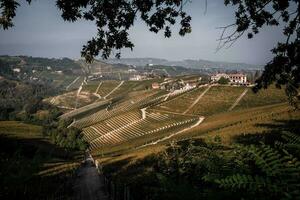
[152,82,160,89]
[129,74,147,81]
[13,68,21,73]
[211,73,247,84]
[211,73,229,82]
[228,73,247,84]
[128,69,137,73]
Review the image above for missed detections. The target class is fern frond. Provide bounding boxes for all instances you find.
[246,144,286,176]
[281,131,300,145]
[215,174,271,192]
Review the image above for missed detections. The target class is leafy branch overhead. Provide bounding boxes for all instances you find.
[0,0,192,62]
[57,0,192,62]
[218,0,299,106]
[0,0,299,104]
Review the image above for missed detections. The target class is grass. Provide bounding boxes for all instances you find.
[172,102,295,143]
[234,85,287,110]
[107,81,141,98]
[152,85,287,117]
[153,87,207,113]
[0,121,82,199]
[188,86,246,115]
[0,121,43,139]
[97,80,120,97]
[38,71,80,89]
[82,80,101,93]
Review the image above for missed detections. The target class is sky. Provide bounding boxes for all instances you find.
[0,0,285,65]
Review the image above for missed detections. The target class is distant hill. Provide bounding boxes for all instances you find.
[106,57,262,70]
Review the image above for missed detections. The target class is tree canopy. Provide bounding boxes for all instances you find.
[0,0,299,105]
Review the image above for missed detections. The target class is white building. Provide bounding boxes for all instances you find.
[128,69,137,73]
[129,74,147,81]
[210,73,229,82]
[13,68,21,73]
[211,73,247,84]
[55,70,63,74]
[228,74,247,84]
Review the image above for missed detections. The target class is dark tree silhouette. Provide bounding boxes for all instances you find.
[0,0,299,105]
[218,0,299,106]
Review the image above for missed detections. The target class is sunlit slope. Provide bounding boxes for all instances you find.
[94,102,298,159]
[0,121,42,139]
[153,85,287,116]
[234,85,287,110]
[172,102,299,143]
[188,86,246,115]
[0,121,81,199]
[153,86,208,113]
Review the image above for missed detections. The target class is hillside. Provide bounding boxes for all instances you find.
[0,121,81,199]
[106,57,262,70]
[85,84,298,200]
[54,79,291,158]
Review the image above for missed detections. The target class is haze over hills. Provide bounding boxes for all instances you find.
[106,57,263,70]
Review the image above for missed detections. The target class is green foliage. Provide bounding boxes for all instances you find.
[101,128,300,199]
[215,133,300,199]
[222,0,299,106]
[0,1,192,61]
[0,120,79,199]
[215,174,270,192]
[217,77,230,84]
[45,119,88,151]
[1,0,298,103]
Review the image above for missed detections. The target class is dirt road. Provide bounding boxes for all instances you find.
[73,155,108,200]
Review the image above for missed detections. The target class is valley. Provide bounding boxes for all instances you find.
[0,55,299,200]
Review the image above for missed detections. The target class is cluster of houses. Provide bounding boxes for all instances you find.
[150,73,249,91]
[152,77,201,91]
[129,74,149,81]
[210,73,248,85]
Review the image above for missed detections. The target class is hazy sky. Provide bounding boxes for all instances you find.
[0,0,285,65]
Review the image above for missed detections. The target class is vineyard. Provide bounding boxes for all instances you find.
[87,111,198,150]
[154,85,287,115]
[56,80,291,156]
[56,83,200,153]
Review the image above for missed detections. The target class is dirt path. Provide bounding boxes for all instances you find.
[228,88,248,111]
[183,85,212,114]
[66,76,81,90]
[104,81,124,99]
[95,81,103,94]
[138,116,205,148]
[73,155,108,200]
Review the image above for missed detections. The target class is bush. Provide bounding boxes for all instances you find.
[218,77,230,84]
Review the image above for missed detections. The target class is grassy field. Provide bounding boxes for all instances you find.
[187,86,246,115]
[96,80,120,97]
[153,87,207,113]
[173,102,298,143]
[0,121,81,199]
[234,85,287,110]
[82,80,101,93]
[37,71,79,89]
[0,121,43,139]
[152,85,288,117]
